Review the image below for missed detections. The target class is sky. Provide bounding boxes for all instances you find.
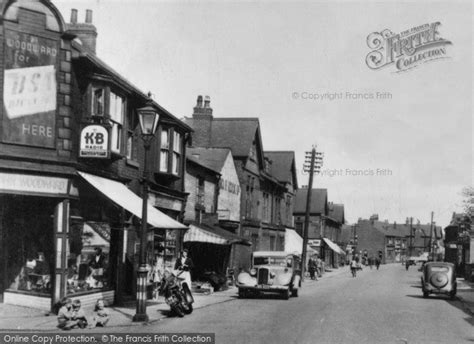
[53,0,473,227]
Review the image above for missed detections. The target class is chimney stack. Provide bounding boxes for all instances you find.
[85,9,93,23]
[191,95,213,147]
[67,9,98,54]
[193,95,213,117]
[70,9,78,24]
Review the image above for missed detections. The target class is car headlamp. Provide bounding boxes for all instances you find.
[250,268,257,276]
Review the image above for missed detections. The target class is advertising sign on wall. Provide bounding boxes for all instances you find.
[79,125,109,158]
[2,30,58,147]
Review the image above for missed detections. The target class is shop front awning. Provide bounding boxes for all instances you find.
[323,238,346,255]
[184,223,251,246]
[285,229,317,256]
[78,171,187,229]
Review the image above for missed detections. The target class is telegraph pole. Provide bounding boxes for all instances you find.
[301,146,323,281]
[409,217,413,257]
[429,211,434,259]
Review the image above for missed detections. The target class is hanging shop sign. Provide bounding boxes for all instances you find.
[2,30,58,148]
[308,239,321,247]
[79,125,109,158]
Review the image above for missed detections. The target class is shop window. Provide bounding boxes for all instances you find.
[4,196,55,296]
[67,222,111,295]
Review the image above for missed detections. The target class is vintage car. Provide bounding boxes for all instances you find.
[421,262,457,299]
[236,251,301,299]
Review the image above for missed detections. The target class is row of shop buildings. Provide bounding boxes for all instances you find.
[0,0,347,311]
[340,214,444,264]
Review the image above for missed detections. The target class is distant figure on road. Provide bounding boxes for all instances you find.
[375,257,381,270]
[308,256,317,280]
[315,256,323,277]
[350,257,358,277]
[368,256,374,269]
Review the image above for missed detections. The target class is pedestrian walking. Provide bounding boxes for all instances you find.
[375,257,380,270]
[308,256,317,280]
[315,255,323,278]
[350,256,358,277]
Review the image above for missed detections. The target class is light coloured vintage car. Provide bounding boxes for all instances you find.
[421,262,457,299]
[236,251,301,299]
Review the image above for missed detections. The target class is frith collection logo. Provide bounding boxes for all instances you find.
[366,22,452,72]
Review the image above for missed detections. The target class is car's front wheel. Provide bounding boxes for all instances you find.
[422,290,429,298]
[291,288,298,297]
[238,289,247,299]
[282,288,291,300]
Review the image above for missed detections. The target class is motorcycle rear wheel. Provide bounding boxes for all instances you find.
[183,303,193,314]
[172,304,185,317]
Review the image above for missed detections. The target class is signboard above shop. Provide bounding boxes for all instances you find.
[79,125,109,158]
[2,30,58,148]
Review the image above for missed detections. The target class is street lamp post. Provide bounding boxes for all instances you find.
[133,105,160,322]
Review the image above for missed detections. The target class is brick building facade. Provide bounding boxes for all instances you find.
[184,96,297,271]
[0,1,191,311]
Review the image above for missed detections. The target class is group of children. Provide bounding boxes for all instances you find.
[57,298,110,330]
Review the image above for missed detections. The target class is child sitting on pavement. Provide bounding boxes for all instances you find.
[71,299,88,329]
[89,299,110,328]
[57,298,78,330]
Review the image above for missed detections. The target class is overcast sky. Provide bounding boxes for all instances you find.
[53,0,473,226]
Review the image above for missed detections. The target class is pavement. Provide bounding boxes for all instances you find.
[456,277,474,316]
[0,265,472,331]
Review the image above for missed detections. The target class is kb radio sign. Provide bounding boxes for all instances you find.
[79,125,109,158]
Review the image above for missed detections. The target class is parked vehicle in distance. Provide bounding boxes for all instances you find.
[421,262,457,299]
[236,251,301,300]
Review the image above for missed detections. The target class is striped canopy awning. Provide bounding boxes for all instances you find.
[184,224,251,246]
[323,238,346,255]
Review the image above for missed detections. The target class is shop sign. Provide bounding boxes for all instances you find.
[150,193,182,212]
[308,239,321,247]
[2,30,58,148]
[217,209,230,220]
[79,125,109,158]
[0,172,69,196]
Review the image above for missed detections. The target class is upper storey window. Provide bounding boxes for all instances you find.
[4,0,61,32]
[87,82,127,156]
[159,128,183,176]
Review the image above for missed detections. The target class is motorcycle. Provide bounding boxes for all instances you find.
[160,270,194,317]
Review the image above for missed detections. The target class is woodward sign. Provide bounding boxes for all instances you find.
[2,30,58,147]
[0,172,69,196]
[79,125,109,158]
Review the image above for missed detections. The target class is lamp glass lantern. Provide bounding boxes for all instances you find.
[138,106,159,137]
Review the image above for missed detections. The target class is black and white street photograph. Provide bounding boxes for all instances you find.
[0,0,472,343]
